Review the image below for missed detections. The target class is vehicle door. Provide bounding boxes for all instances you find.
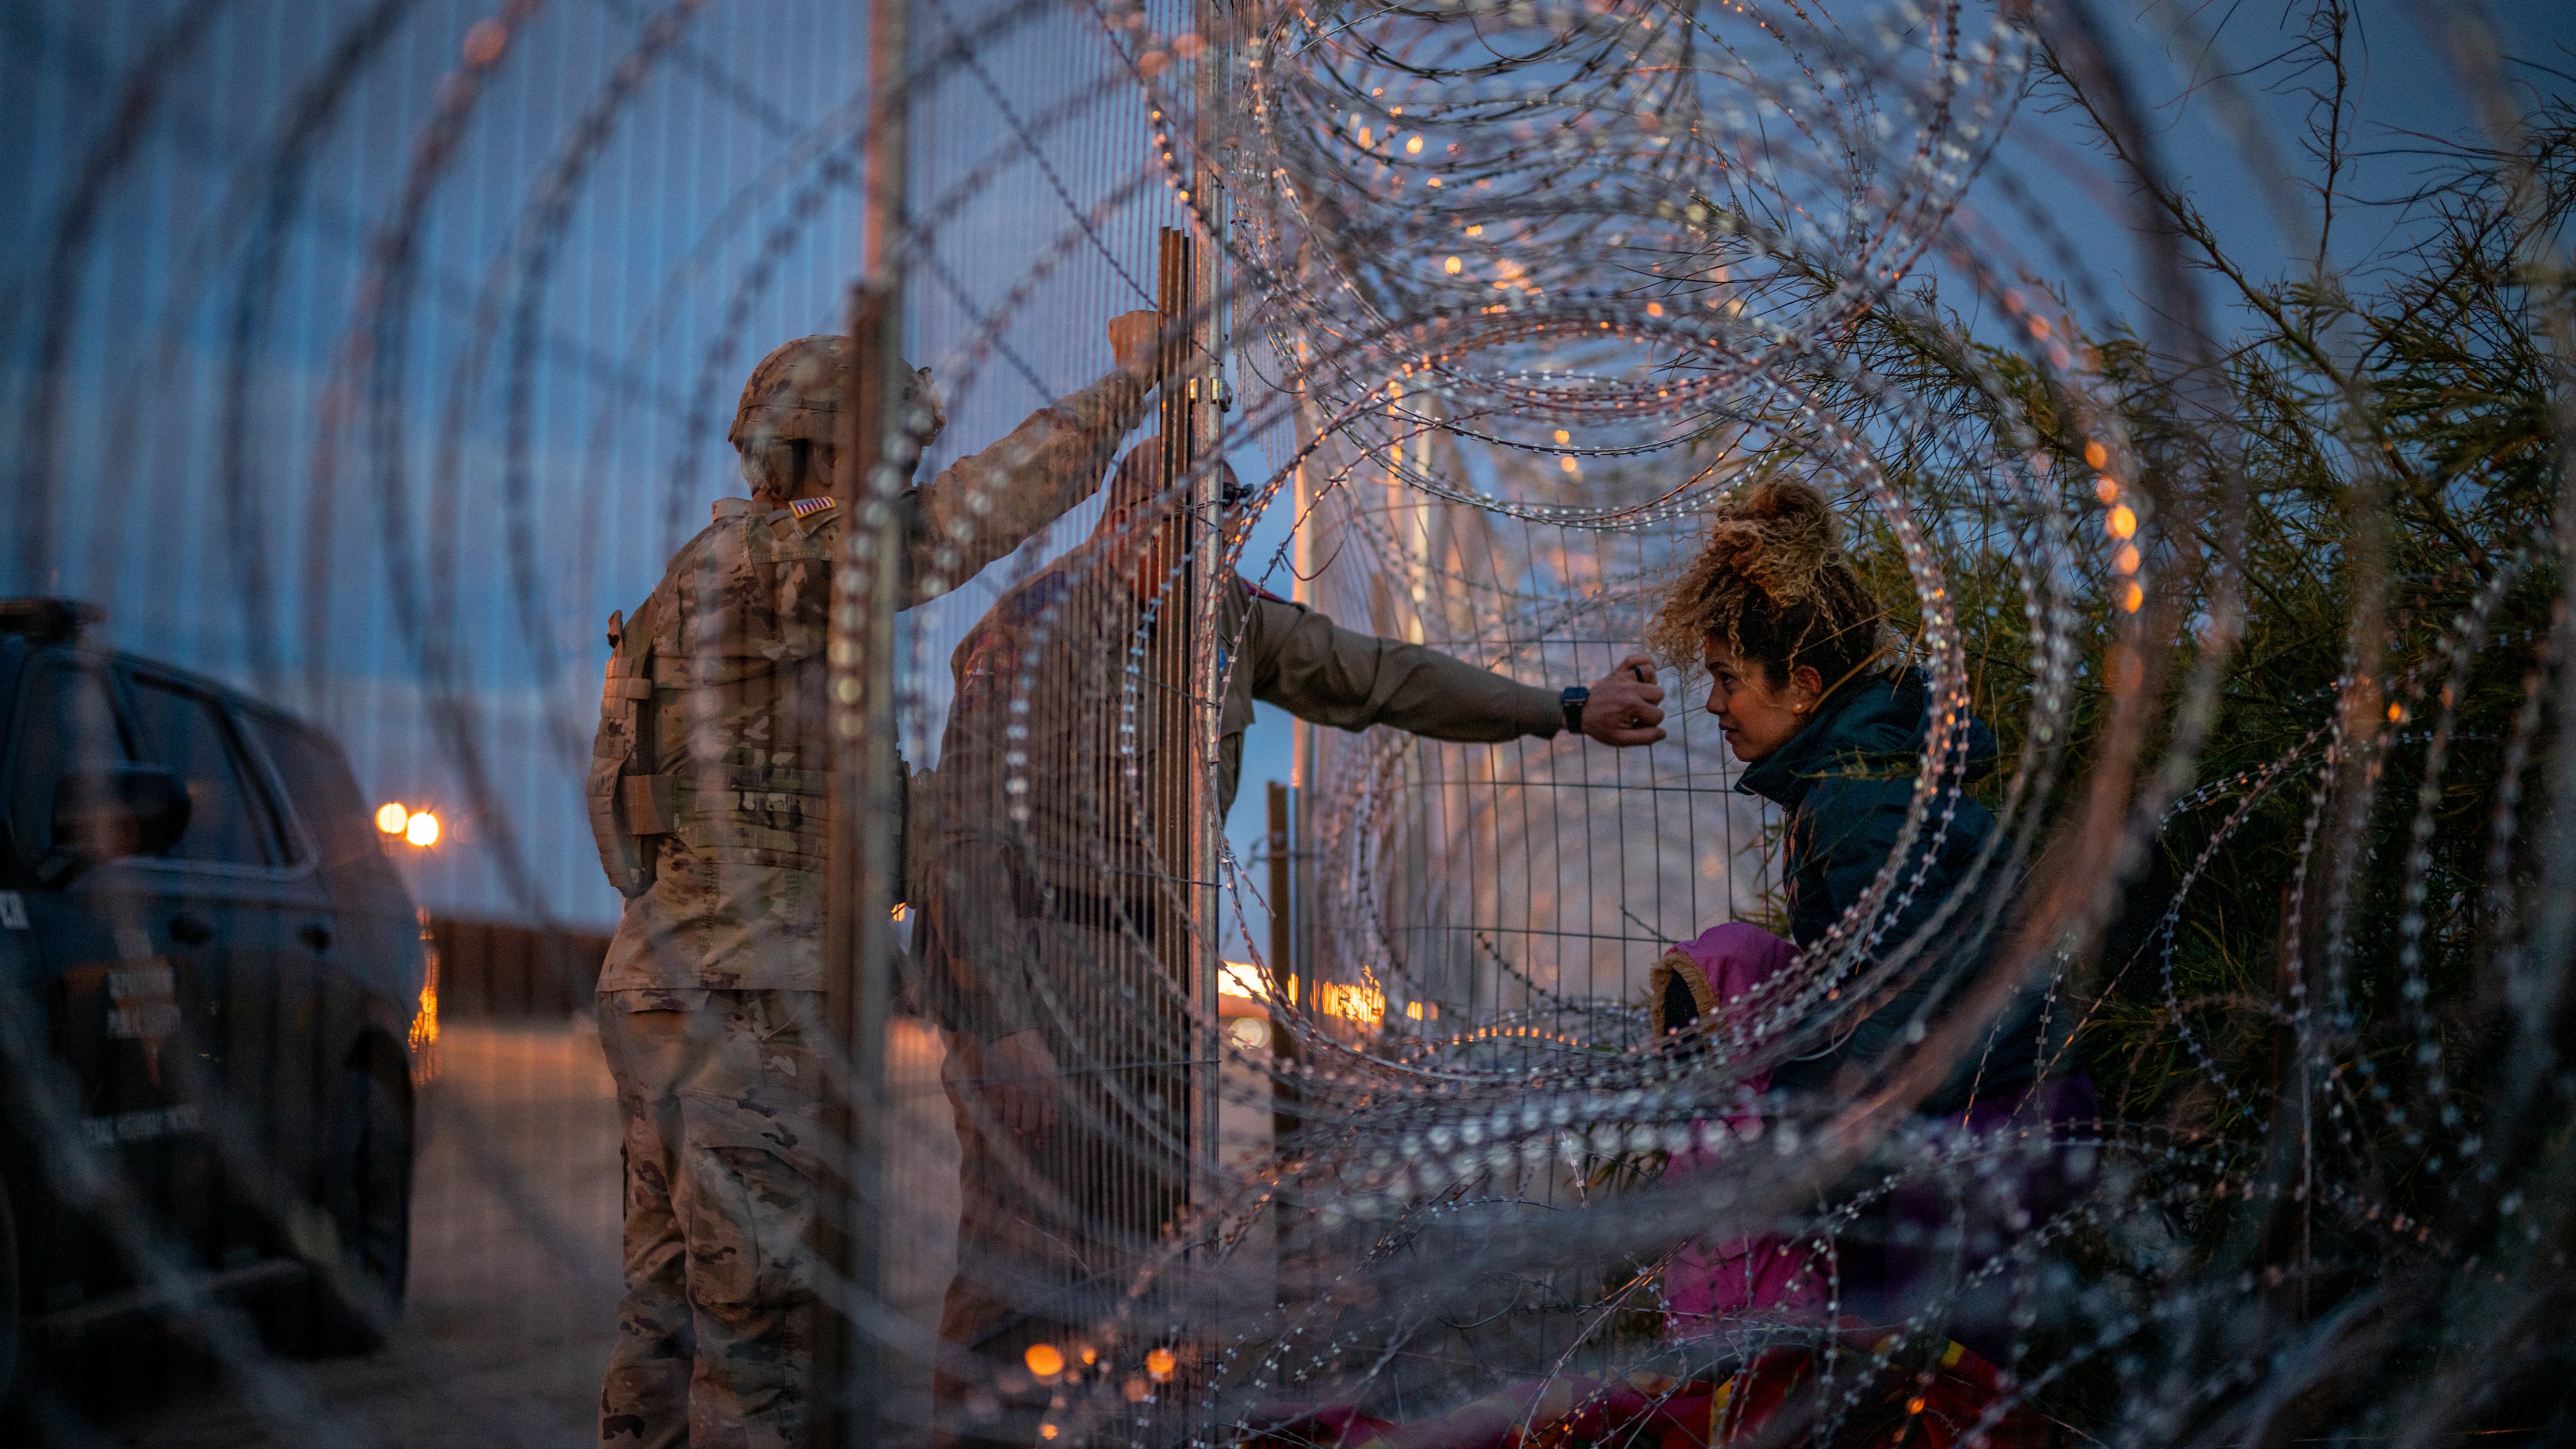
[1,649,228,1307]
[114,666,317,1276]
[230,706,419,1204]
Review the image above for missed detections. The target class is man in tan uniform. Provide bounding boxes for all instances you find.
[588,315,1158,1448]
[915,441,1667,1443]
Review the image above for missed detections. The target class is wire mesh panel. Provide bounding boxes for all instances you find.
[0,0,1215,1439]
[9,1,2576,1447]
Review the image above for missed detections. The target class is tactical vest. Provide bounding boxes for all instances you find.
[587,498,845,900]
[588,599,663,898]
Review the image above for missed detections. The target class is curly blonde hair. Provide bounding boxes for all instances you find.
[1648,476,1896,690]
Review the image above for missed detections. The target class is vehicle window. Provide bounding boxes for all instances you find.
[241,712,381,876]
[126,677,283,867]
[7,660,132,860]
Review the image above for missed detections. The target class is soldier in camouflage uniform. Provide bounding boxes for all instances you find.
[916,441,1669,1445]
[589,315,1159,1449]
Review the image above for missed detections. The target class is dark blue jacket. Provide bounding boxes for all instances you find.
[1737,668,2046,1110]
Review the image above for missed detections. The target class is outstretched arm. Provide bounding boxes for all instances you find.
[1239,586,1667,745]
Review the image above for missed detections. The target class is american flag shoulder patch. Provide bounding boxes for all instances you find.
[788,496,837,519]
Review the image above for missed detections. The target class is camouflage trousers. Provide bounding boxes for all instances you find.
[598,988,820,1449]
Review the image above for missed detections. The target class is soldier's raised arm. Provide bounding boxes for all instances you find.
[907,310,1161,600]
[728,313,1162,608]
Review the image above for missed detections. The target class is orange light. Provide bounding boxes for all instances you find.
[1316,982,1386,1025]
[1220,959,1269,999]
[409,948,440,1071]
[2121,582,2144,613]
[2107,505,2138,540]
[1647,301,1664,317]
[1907,1396,1927,1415]
[405,811,441,848]
[1445,255,1463,274]
[2084,441,2109,468]
[1405,135,1423,154]
[2387,702,2404,723]
[1146,1346,1177,1381]
[410,908,442,1083]
[1039,1427,1059,1441]
[376,803,410,835]
[1025,1343,1065,1377]
[2094,475,2119,504]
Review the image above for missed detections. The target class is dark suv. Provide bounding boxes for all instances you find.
[0,601,424,1390]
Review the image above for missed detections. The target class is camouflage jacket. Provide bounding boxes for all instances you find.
[590,370,1147,995]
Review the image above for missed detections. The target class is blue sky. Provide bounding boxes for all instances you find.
[5,0,2568,937]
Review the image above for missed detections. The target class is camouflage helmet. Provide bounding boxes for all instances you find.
[726,335,945,454]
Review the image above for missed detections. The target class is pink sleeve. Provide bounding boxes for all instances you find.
[1670,921,1798,1010]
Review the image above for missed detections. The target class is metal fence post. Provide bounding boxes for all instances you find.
[821,0,908,1441]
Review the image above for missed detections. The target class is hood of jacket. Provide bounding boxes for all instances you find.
[1734,665,1998,811]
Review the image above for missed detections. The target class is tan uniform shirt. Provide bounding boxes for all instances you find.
[591,371,1148,994]
[913,561,1564,1038]
[1210,575,1565,817]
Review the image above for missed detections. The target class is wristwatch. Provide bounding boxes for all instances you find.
[1560,685,1589,735]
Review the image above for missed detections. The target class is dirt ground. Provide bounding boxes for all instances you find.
[11,1016,964,1448]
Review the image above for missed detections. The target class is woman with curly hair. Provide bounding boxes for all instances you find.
[1644,476,2094,1366]
[1246,481,2087,1443]
[1645,473,2074,1113]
